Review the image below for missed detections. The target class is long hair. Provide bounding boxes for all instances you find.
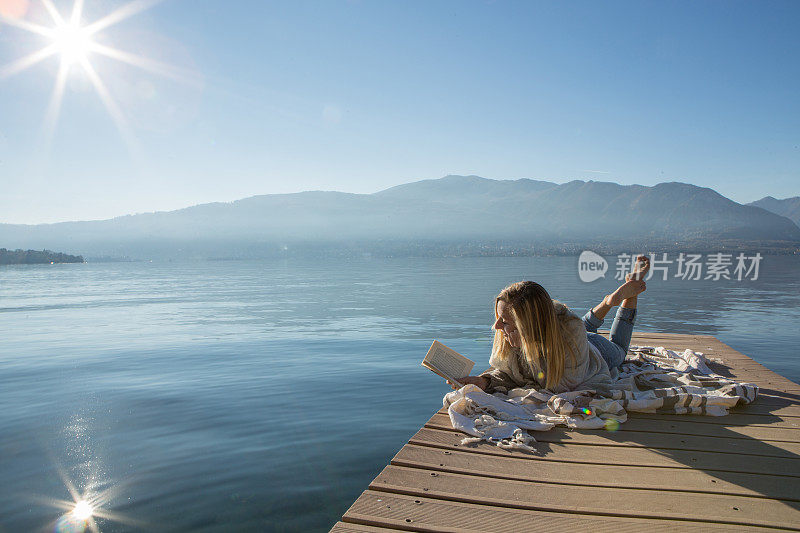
[491,281,574,390]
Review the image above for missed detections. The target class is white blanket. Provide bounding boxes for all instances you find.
[443,345,759,451]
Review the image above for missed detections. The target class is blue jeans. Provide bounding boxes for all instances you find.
[580,307,636,370]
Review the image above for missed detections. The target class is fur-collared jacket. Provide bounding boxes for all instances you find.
[479,300,612,394]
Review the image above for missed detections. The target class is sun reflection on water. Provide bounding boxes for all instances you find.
[72,500,93,520]
[40,460,143,533]
[31,410,146,533]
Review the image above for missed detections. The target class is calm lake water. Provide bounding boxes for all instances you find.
[1,255,799,531]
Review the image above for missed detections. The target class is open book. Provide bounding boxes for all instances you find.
[421,340,475,387]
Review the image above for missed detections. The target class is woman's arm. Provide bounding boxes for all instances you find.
[449,365,520,392]
[479,367,521,392]
[447,375,490,391]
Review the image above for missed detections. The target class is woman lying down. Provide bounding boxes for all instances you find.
[449,255,651,394]
[445,254,757,444]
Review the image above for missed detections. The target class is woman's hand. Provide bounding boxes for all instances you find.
[447,375,489,391]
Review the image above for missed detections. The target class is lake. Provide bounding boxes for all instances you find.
[1,255,798,531]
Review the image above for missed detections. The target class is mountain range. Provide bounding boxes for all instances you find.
[748,196,800,227]
[2,175,798,259]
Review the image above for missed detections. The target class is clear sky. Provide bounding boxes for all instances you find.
[1,0,798,224]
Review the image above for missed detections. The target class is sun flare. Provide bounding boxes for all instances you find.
[71,500,93,520]
[51,21,92,66]
[0,0,194,151]
[38,459,144,533]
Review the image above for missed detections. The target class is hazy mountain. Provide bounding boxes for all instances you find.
[1,175,799,259]
[747,196,800,227]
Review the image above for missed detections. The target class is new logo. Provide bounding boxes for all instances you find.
[578,251,608,282]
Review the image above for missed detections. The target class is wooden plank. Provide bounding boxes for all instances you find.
[330,521,406,533]
[409,427,800,476]
[715,370,797,381]
[707,356,777,366]
[630,412,800,429]
[628,331,710,339]
[391,443,800,501]
[759,387,800,396]
[630,341,722,347]
[746,381,800,392]
[718,369,796,378]
[711,359,776,367]
[341,490,782,533]
[752,397,800,410]
[428,411,800,442]
[723,361,790,371]
[732,401,800,417]
[625,331,714,339]
[712,360,780,370]
[371,465,800,530]
[623,415,800,440]
[625,336,752,356]
[711,375,799,388]
[424,414,800,458]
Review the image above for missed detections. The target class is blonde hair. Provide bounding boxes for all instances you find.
[492,281,575,390]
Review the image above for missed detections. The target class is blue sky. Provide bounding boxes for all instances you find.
[1,0,798,223]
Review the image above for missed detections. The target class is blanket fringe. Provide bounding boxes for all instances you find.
[460,428,537,453]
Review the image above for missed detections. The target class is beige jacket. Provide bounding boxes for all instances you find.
[480,300,612,394]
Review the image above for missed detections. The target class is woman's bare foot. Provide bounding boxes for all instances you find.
[626,254,650,281]
[606,278,647,307]
[603,255,650,307]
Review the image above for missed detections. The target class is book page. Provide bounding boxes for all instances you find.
[422,340,475,382]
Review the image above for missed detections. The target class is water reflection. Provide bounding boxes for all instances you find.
[29,413,141,532]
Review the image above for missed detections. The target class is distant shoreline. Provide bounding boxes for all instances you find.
[2,240,798,265]
[0,248,84,265]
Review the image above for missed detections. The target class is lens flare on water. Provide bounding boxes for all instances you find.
[581,408,592,416]
[55,515,86,533]
[604,419,620,431]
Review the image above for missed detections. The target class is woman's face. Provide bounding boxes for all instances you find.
[494,300,521,348]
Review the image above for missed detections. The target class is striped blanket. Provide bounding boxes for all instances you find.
[443,346,759,451]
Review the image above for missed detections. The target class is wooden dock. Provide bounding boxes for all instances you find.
[330,332,800,532]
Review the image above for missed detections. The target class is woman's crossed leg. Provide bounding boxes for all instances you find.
[581,255,650,369]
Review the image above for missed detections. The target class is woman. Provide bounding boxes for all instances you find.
[452,255,650,394]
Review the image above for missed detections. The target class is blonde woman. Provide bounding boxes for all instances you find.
[452,256,650,394]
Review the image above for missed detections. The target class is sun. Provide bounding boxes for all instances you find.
[51,19,93,66]
[72,500,94,520]
[0,0,196,151]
